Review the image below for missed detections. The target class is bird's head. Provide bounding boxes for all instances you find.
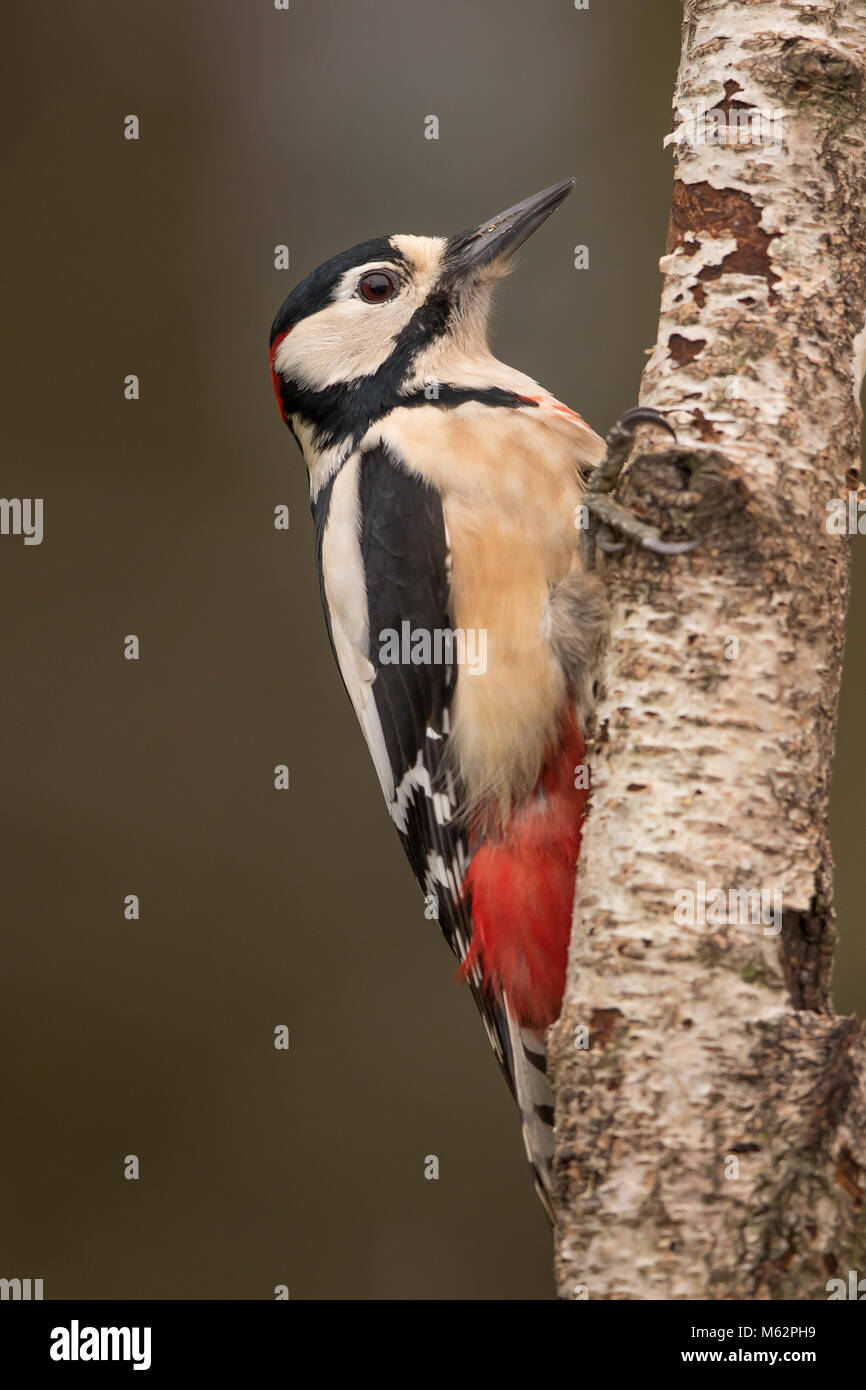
[269,179,574,457]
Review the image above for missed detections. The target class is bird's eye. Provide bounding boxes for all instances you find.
[358,269,399,303]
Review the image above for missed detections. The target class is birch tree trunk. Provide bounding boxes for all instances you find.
[550,0,866,1300]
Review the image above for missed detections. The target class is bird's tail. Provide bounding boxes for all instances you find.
[460,711,589,1215]
[502,1008,556,1219]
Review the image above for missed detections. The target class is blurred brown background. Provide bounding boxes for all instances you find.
[1,0,863,1300]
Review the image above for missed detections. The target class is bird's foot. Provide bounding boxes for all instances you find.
[579,407,699,570]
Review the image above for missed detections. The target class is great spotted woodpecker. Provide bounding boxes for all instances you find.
[268,180,683,1215]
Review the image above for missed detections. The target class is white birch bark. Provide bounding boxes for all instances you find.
[551,0,866,1300]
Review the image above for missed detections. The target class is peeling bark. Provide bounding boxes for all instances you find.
[551,0,866,1300]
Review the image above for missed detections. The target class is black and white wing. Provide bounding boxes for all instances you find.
[313,443,474,955]
[313,439,555,1214]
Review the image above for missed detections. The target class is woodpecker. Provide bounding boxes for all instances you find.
[268,180,682,1215]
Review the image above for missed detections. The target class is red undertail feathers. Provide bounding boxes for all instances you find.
[462,713,588,1029]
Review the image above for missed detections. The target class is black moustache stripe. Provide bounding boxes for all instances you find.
[278,290,538,450]
[278,287,451,449]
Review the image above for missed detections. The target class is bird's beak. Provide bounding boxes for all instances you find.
[443,179,575,282]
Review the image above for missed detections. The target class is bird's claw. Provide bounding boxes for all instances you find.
[580,406,696,570]
[613,406,677,444]
[641,533,700,556]
[596,525,626,555]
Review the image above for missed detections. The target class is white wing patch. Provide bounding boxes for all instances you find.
[320,457,395,804]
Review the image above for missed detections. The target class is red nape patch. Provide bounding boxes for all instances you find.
[269,329,291,422]
[461,715,589,1030]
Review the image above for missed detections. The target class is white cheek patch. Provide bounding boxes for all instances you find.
[274,298,406,389]
[273,240,447,394]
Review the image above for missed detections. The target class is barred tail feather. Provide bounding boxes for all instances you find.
[503,1006,556,1220]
